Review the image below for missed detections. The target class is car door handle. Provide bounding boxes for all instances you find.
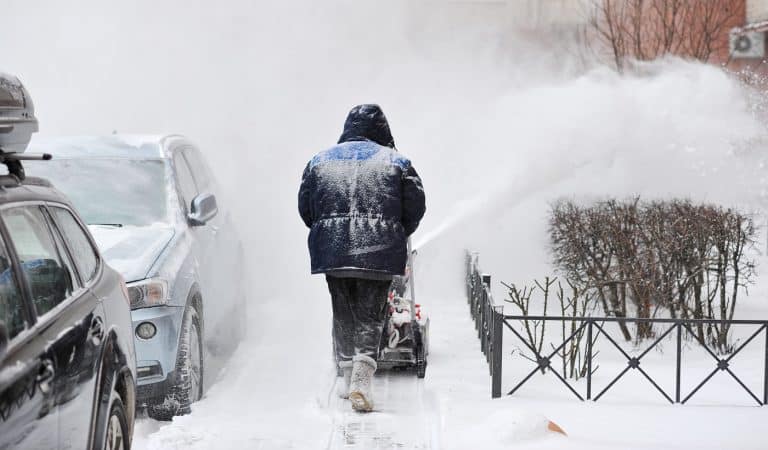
[37,359,55,394]
[89,317,105,343]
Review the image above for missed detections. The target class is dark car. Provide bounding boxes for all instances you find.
[0,177,137,450]
[27,134,245,420]
[0,74,136,449]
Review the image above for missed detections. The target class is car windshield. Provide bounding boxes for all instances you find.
[26,158,169,227]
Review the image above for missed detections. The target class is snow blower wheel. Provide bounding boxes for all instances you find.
[415,344,426,378]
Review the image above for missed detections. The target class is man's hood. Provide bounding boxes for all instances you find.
[338,104,395,149]
[88,225,175,282]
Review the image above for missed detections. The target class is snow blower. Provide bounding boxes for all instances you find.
[377,242,429,378]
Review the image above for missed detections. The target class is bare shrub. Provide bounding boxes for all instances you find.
[503,277,599,380]
[549,198,756,352]
[586,0,741,72]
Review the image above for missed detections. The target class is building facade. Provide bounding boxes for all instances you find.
[410,1,768,77]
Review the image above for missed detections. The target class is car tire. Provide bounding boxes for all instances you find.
[104,397,129,450]
[148,304,204,421]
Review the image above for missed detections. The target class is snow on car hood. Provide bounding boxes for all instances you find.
[88,224,175,282]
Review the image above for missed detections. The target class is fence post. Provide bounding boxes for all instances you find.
[492,305,503,398]
[473,272,481,332]
[485,300,491,364]
[467,253,475,319]
[586,319,593,400]
[474,282,479,330]
[676,322,682,403]
[481,291,487,356]
[764,326,768,405]
[465,252,472,305]
[480,274,491,342]
[471,273,477,330]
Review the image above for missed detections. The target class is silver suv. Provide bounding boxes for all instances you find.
[27,135,245,420]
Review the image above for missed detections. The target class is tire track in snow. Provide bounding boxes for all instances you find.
[325,371,440,449]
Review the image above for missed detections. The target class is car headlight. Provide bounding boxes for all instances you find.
[127,278,169,309]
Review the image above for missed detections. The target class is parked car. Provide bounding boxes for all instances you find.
[26,135,245,420]
[0,74,136,449]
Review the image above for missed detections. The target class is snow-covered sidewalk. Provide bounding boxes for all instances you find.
[134,284,768,450]
[133,295,334,449]
[325,372,439,449]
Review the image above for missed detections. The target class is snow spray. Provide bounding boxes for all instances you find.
[413,195,486,251]
[413,159,594,251]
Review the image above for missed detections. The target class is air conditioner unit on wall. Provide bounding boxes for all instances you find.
[730,31,766,58]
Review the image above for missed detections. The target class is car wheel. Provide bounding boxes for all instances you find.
[104,397,129,450]
[148,304,204,421]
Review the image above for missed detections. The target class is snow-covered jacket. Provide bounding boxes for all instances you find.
[298,106,425,276]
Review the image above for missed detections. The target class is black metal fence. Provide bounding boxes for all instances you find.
[465,252,504,398]
[466,252,768,405]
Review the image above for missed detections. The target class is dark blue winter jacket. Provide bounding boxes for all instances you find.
[299,105,425,276]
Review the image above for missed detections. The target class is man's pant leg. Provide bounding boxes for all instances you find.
[350,278,391,364]
[326,276,355,366]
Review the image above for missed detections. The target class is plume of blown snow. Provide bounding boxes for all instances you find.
[0,1,766,309]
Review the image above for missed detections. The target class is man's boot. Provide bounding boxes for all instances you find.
[337,361,353,399]
[349,355,376,412]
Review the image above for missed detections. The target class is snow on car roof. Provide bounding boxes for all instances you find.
[27,135,168,159]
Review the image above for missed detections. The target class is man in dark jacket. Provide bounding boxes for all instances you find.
[298,104,425,412]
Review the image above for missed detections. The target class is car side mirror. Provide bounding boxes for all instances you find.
[188,193,218,226]
[0,321,8,362]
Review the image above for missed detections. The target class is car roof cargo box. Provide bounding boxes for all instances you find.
[0,73,38,154]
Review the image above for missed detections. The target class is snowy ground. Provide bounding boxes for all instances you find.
[133,269,768,450]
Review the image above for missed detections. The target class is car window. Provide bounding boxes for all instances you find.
[3,206,75,316]
[25,158,169,227]
[50,207,99,283]
[0,235,26,340]
[174,152,198,211]
[45,210,81,292]
[184,148,212,192]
